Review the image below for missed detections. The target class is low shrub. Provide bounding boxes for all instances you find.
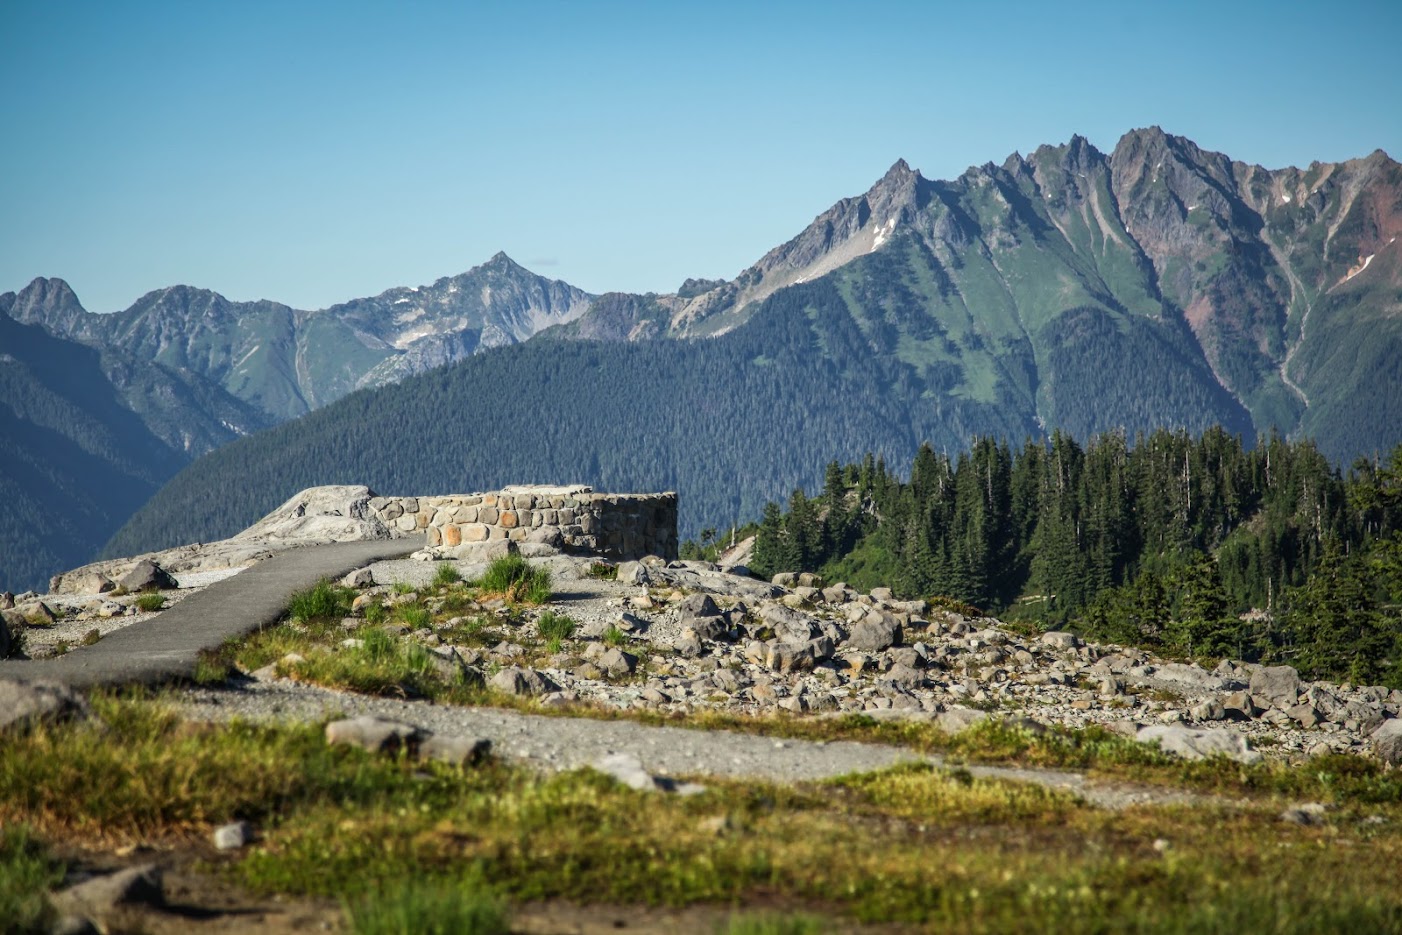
[288,580,351,623]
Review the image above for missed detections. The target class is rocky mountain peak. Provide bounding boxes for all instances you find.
[8,277,88,331]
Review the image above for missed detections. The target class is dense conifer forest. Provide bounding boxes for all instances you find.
[748,431,1402,687]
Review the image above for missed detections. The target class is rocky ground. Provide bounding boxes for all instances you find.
[22,550,1363,770]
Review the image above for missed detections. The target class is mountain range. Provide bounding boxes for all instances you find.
[3,126,1400,591]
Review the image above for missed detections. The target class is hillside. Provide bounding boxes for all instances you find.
[0,310,193,590]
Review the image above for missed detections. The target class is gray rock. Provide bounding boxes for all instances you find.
[592,752,705,795]
[1371,718,1402,766]
[879,663,926,690]
[488,666,558,696]
[0,591,11,609]
[677,593,721,619]
[764,641,816,674]
[52,864,164,917]
[758,603,819,643]
[1287,703,1321,729]
[1134,724,1261,764]
[616,561,651,586]
[341,567,375,588]
[771,573,798,588]
[1190,699,1225,722]
[324,716,423,754]
[118,559,178,592]
[1279,803,1329,826]
[0,679,88,733]
[1040,631,1080,650]
[935,707,988,734]
[1221,691,1259,719]
[213,821,255,850]
[1249,665,1301,708]
[845,617,899,653]
[420,734,492,767]
[597,647,638,678]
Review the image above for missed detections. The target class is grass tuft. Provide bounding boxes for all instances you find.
[537,611,576,653]
[433,563,463,587]
[288,579,351,623]
[721,913,828,935]
[0,825,63,934]
[477,555,551,604]
[134,592,166,612]
[344,875,508,935]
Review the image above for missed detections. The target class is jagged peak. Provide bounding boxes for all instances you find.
[18,276,79,302]
[880,157,916,181]
[485,250,520,268]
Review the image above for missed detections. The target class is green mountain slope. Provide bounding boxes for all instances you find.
[0,311,190,591]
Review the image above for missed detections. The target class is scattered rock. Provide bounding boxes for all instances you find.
[341,567,375,588]
[0,679,89,733]
[1134,724,1261,765]
[489,666,559,697]
[1040,631,1080,650]
[420,734,492,767]
[51,864,164,918]
[1249,665,1301,708]
[592,752,706,795]
[1371,718,1402,766]
[324,716,423,754]
[1279,803,1329,826]
[212,821,255,850]
[118,560,179,592]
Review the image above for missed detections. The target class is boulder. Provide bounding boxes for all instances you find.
[119,560,178,592]
[1134,724,1261,765]
[340,567,375,588]
[758,603,819,643]
[0,679,89,733]
[592,752,705,795]
[1371,718,1402,766]
[420,734,492,767]
[1249,665,1301,708]
[233,484,393,543]
[324,716,424,754]
[1039,631,1080,650]
[52,864,164,918]
[488,666,558,696]
[935,707,988,734]
[845,616,900,653]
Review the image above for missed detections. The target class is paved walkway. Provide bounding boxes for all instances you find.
[0,537,422,688]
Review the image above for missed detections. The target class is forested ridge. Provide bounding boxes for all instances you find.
[748,431,1402,687]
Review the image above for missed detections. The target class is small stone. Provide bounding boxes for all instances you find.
[419,734,492,767]
[324,716,423,754]
[213,821,255,850]
[0,679,88,734]
[1280,803,1328,826]
[52,864,164,917]
[1191,699,1226,722]
[341,567,375,588]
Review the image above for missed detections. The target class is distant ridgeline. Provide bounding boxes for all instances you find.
[745,429,1402,688]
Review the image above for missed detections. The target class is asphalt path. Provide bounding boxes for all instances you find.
[0,537,423,689]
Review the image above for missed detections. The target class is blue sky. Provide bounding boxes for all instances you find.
[3,0,1400,313]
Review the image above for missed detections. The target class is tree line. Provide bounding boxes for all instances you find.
[750,429,1402,687]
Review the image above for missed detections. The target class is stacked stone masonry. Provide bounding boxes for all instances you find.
[367,485,678,561]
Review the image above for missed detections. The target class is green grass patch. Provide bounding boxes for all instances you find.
[433,563,463,587]
[344,874,507,935]
[586,561,618,581]
[475,555,551,604]
[288,579,352,623]
[537,611,576,653]
[134,591,166,612]
[397,605,432,630]
[0,825,63,934]
[603,624,627,647]
[721,914,829,935]
[5,697,1402,932]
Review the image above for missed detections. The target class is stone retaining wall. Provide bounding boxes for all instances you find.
[367,485,678,561]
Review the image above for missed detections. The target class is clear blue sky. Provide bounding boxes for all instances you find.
[3,0,1399,313]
